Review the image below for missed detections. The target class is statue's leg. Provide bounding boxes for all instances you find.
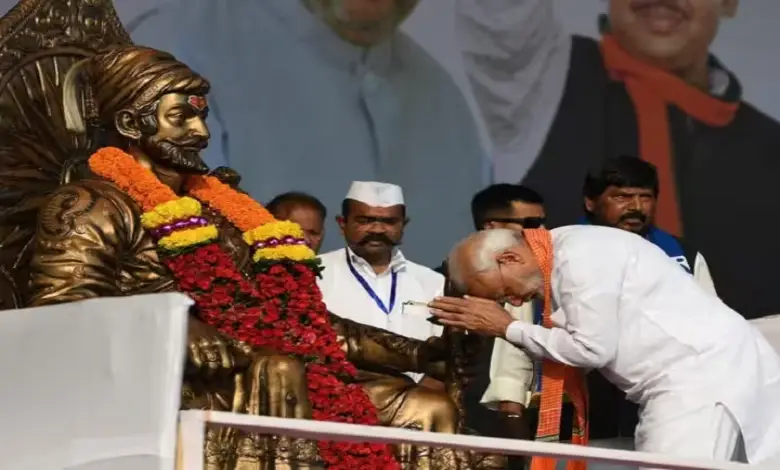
[359,372,460,469]
[234,355,321,470]
[182,377,244,470]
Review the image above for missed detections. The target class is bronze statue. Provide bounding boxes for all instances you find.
[0,1,507,469]
[33,44,322,470]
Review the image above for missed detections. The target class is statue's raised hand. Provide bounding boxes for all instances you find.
[186,317,250,376]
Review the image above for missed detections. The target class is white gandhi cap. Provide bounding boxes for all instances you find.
[345,181,404,207]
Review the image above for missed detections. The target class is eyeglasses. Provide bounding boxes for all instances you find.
[488,217,546,229]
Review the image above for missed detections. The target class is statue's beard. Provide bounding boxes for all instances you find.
[140,134,209,175]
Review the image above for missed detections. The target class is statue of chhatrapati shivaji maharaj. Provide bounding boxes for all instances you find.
[0,1,508,469]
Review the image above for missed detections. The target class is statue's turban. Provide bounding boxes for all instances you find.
[63,46,210,133]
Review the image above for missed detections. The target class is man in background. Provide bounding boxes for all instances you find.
[458,0,780,319]
[581,155,716,443]
[130,0,486,265]
[583,156,715,294]
[267,191,327,254]
[470,183,546,235]
[436,184,546,276]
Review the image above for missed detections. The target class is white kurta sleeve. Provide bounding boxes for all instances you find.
[693,252,718,297]
[481,304,535,407]
[504,246,626,369]
[455,0,572,181]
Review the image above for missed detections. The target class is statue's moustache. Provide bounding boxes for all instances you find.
[145,135,209,174]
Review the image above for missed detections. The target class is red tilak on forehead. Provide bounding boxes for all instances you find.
[188,95,207,111]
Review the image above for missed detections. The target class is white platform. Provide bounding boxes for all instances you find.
[178,411,764,470]
[0,293,191,470]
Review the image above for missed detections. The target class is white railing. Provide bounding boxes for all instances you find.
[177,410,769,470]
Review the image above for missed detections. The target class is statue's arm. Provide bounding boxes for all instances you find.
[28,182,136,306]
[331,313,448,380]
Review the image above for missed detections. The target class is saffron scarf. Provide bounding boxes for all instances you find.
[525,228,588,470]
[599,35,739,236]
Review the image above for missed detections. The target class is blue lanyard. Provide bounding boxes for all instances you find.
[345,250,398,315]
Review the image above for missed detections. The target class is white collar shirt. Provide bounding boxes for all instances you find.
[317,247,444,381]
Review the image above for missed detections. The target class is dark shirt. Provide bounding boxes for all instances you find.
[523,35,780,320]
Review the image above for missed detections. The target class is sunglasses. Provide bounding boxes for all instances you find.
[488,216,546,229]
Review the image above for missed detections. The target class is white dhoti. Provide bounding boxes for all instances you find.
[635,401,744,469]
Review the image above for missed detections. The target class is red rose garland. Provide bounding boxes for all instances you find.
[89,148,399,469]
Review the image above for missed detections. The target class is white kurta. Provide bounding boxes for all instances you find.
[505,225,780,464]
[692,251,717,297]
[318,247,444,382]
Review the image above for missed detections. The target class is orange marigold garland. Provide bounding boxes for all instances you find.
[88,147,399,469]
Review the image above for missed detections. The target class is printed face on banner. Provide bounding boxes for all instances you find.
[311,0,419,46]
[608,0,737,71]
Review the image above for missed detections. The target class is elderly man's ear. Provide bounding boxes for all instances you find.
[721,0,738,18]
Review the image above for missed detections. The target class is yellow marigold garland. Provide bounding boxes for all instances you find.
[187,176,316,263]
[243,220,315,262]
[158,225,219,251]
[141,197,202,229]
[243,220,304,245]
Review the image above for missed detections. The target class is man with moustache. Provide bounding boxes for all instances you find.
[458,0,780,320]
[317,181,445,385]
[129,0,486,266]
[583,156,715,294]
[267,191,327,254]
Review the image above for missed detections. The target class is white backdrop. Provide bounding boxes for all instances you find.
[2,0,778,141]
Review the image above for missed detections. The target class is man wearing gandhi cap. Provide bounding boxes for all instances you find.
[318,181,445,383]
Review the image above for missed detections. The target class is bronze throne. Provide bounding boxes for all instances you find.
[0,1,511,469]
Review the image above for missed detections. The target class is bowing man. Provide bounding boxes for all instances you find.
[430,226,780,466]
[318,181,444,384]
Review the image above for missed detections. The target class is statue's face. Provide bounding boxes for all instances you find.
[309,0,419,46]
[136,92,211,174]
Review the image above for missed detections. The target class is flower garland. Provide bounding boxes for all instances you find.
[89,147,399,469]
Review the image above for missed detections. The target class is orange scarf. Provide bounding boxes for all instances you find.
[599,35,739,236]
[525,228,588,470]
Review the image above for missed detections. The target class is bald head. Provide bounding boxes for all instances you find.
[446,228,543,305]
[447,229,523,292]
